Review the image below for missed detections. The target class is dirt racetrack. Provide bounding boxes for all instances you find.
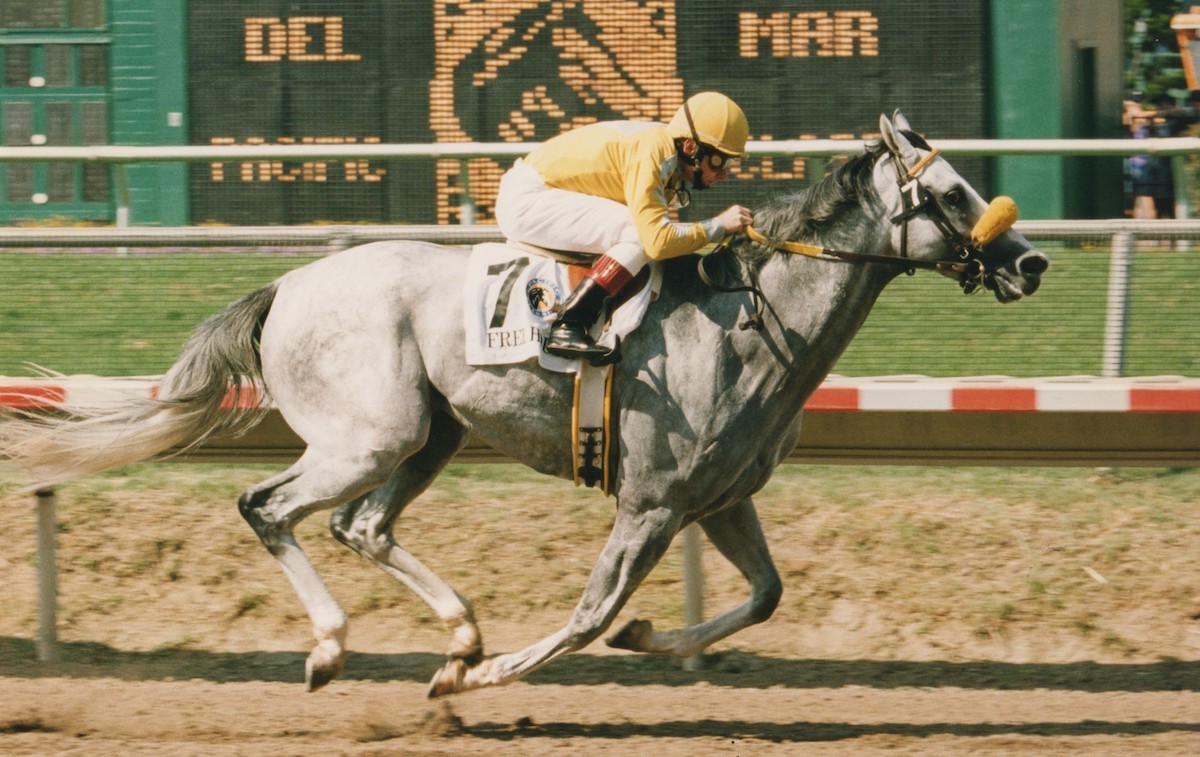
[1,464,1198,754]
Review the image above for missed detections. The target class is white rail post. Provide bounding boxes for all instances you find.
[458,159,476,225]
[114,164,131,256]
[1101,232,1133,378]
[1172,155,1192,251]
[1172,155,1190,221]
[680,522,704,671]
[35,487,58,662]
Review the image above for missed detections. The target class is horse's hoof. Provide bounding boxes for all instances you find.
[605,618,652,651]
[305,641,345,692]
[427,657,469,699]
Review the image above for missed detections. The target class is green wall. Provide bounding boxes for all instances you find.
[989,0,1125,219]
[109,0,187,224]
[990,0,1066,219]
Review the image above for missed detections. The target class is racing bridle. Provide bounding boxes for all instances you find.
[884,137,1004,294]
[699,135,1020,329]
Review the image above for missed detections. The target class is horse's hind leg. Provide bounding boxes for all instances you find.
[330,411,483,664]
[239,445,410,691]
[606,497,783,657]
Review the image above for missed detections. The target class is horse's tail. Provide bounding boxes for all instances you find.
[1,282,278,486]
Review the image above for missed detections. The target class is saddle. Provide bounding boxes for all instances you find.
[511,240,650,311]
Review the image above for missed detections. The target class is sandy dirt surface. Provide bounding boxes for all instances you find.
[1,464,1198,754]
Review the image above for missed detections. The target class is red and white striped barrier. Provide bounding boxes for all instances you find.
[806,375,1200,413]
[3,375,1200,413]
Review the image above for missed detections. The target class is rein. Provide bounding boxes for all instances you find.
[696,248,769,331]
[739,224,981,280]
[696,225,981,332]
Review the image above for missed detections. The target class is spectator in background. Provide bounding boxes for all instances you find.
[1124,92,1177,219]
[1122,89,1150,133]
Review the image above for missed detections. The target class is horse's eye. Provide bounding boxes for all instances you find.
[943,188,965,206]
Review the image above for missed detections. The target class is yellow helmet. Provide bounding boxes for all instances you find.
[667,92,749,158]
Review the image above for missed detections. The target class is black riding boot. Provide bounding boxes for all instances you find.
[543,277,613,362]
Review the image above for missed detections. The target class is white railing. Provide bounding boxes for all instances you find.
[4,137,1200,162]
[0,137,1196,222]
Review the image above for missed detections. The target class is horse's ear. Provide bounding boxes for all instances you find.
[892,110,913,133]
[880,112,918,165]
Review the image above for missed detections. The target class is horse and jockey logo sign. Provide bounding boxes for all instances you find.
[429,0,686,223]
[429,0,684,142]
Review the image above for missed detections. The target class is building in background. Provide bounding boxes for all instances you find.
[0,0,186,224]
[991,0,1126,219]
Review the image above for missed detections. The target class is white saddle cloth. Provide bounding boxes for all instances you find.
[463,242,656,373]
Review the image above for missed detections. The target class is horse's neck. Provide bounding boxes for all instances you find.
[759,253,888,380]
[760,209,893,347]
[748,156,895,357]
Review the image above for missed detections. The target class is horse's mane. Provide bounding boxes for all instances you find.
[728,130,929,268]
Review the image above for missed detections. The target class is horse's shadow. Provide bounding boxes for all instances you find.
[2,636,1196,693]
[458,718,1200,744]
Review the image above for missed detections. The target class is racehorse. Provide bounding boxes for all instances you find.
[0,113,1047,697]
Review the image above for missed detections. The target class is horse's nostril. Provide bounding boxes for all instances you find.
[1017,251,1049,276]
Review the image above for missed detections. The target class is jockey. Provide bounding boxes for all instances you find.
[495,91,755,364]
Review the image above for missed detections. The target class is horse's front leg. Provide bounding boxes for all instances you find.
[606,497,782,657]
[427,501,680,697]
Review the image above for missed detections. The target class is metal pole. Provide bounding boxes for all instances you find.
[1172,155,1192,251]
[114,164,131,256]
[458,160,476,225]
[1172,154,1190,220]
[35,487,58,662]
[1101,232,1134,378]
[680,522,704,671]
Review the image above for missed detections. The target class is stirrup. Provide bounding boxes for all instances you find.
[543,337,610,361]
[587,336,621,367]
[544,339,621,365]
[543,325,617,363]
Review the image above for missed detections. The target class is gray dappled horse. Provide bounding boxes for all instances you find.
[0,113,1047,697]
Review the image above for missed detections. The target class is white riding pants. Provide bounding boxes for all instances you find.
[494,159,651,273]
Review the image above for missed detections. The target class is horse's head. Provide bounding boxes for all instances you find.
[877,111,1048,302]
